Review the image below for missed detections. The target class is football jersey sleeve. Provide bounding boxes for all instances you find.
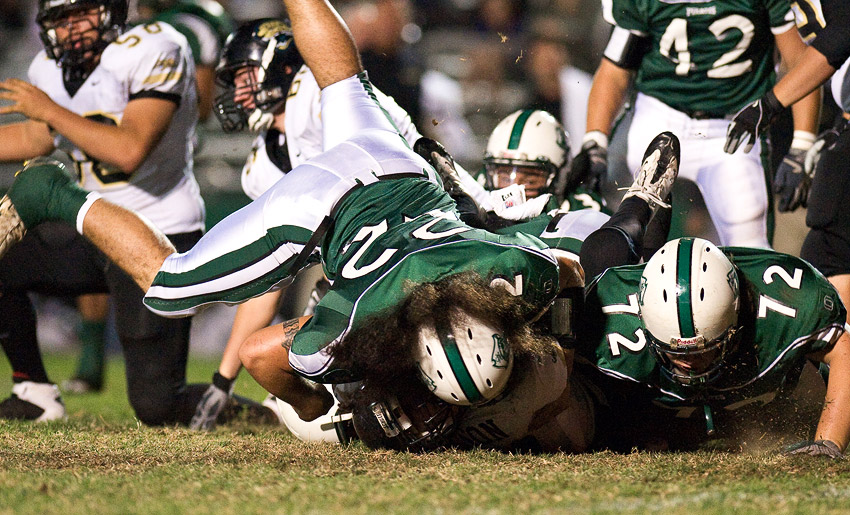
[601,0,647,32]
[126,24,193,104]
[765,0,797,33]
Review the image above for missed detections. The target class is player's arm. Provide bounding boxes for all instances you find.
[217,290,284,381]
[585,59,633,138]
[281,0,362,90]
[239,315,334,421]
[189,290,286,429]
[774,27,821,136]
[0,119,54,162]
[0,77,176,173]
[195,64,216,122]
[811,331,850,453]
[41,95,176,174]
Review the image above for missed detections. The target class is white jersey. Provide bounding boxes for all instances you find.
[240,65,423,200]
[831,57,850,112]
[450,347,594,452]
[28,21,205,235]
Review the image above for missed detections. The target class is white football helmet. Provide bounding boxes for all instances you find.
[639,238,741,386]
[484,109,570,197]
[275,384,354,443]
[415,312,513,405]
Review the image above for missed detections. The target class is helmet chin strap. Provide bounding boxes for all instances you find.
[248,109,274,131]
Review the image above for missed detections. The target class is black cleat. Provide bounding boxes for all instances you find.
[0,382,66,421]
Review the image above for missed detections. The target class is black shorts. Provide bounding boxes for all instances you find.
[802,128,850,276]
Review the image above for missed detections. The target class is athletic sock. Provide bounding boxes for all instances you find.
[73,319,107,386]
[7,161,90,229]
[0,292,50,385]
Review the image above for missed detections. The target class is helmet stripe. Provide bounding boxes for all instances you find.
[676,238,697,338]
[441,334,482,403]
[507,110,534,150]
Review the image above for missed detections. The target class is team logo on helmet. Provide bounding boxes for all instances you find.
[417,363,437,392]
[257,20,290,38]
[491,334,509,368]
[726,267,739,296]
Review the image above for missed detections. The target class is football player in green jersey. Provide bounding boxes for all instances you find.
[576,236,850,457]
[574,0,821,249]
[482,109,608,219]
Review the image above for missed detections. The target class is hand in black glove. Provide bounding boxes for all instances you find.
[724,90,785,154]
[189,372,235,430]
[783,439,844,459]
[774,147,811,212]
[413,137,488,228]
[569,132,608,194]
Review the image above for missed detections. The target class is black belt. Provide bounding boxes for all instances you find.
[680,109,729,120]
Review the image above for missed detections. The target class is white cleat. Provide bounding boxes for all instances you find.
[622,131,680,212]
[0,381,67,422]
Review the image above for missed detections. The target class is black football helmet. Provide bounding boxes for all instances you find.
[350,383,464,453]
[37,0,127,81]
[214,18,304,132]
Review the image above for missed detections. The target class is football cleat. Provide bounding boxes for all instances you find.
[0,194,26,261]
[0,382,67,422]
[622,131,680,212]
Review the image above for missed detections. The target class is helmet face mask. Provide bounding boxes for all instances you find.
[484,109,570,198]
[37,0,127,80]
[639,238,742,387]
[352,387,463,452]
[214,18,304,132]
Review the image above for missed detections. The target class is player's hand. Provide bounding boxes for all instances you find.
[783,439,844,459]
[724,90,785,154]
[0,78,56,123]
[189,372,235,430]
[774,148,810,212]
[805,122,848,177]
[570,132,608,193]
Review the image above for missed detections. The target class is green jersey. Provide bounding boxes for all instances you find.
[150,0,234,67]
[603,0,797,114]
[577,247,846,421]
[292,179,561,382]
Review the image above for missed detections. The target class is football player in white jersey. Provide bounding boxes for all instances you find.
[0,0,266,426]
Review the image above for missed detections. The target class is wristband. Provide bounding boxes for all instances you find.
[582,131,609,149]
[212,371,235,392]
[790,130,816,151]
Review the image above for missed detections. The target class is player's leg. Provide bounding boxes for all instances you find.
[0,222,107,421]
[801,126,850,325]
[580,131,680,279]
[64,293,109,393]
[697,143,770,247]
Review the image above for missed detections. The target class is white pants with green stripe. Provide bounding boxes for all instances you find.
[142,74,440,317]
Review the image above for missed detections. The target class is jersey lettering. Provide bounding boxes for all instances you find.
[658,16,754,78]
[75,113,133,185]
[340,220,398,279]
[763,265,803,289]
[608,328,647,357]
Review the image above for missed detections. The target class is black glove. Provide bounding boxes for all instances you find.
[189,372,235,430]
[413,137,488,228]
[724,90,785,154]
[774,147,811,212]
[569,134,608,193]
[783,439,844,459]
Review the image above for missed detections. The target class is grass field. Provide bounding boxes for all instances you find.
[1,354,850,514]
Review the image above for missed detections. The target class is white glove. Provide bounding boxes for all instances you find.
[490,185,551,221]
